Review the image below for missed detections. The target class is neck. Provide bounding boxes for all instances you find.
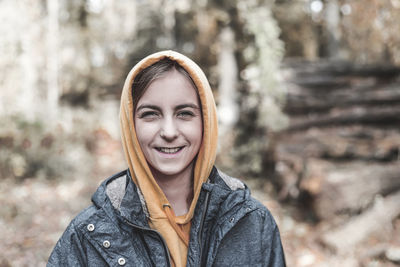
[150,163,194,216]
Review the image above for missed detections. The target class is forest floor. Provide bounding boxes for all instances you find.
[1,128,399,267]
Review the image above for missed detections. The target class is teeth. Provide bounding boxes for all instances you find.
[158,147,181,153]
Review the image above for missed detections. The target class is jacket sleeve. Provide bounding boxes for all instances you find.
[211,207,286,267]
[47,221,88,267]
[262,218,286,267]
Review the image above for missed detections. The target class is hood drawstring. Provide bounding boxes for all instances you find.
[163,204,190,247]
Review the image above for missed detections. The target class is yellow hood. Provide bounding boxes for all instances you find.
[119,50,218,266]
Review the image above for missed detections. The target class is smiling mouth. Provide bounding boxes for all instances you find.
[156,146,184,154]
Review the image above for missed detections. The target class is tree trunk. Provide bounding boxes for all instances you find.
[46,0,59,121]
[217,26,239,136]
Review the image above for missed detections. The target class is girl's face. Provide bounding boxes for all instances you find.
[134,69,203,179]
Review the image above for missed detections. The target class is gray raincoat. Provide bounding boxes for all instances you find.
[48,167,286,266]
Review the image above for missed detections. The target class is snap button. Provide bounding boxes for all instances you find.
[87,224,95,232]
[118,257,126,265]
[229,217,235,223]
[103,240,110,248]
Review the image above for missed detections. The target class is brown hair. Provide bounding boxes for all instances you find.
[132,58,197,112]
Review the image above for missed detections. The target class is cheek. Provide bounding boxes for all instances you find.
[134,120,154,146]
[184,119,203,145]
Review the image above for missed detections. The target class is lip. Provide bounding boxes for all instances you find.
[154,146,185,158]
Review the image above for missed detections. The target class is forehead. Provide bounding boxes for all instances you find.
[138,70,199,105]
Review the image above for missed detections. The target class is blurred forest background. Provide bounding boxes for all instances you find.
[1,0,400,266]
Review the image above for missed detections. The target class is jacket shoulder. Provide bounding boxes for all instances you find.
[72,205,99,225]
[55,204,101,242]
[215,168,245,190]
[249,197,278,228]
[47,205,99,266]
[217,169,279,226]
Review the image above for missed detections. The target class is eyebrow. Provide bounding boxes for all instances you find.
[136,103,200,112]
[175,104,200,110]
[136,104,161,112]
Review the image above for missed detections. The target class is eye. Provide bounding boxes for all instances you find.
[138,111,160,119]
[177,110,195,119]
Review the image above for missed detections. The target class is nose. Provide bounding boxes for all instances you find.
[160,117,178,141]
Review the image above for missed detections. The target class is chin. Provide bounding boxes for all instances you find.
[150,162,193,178]
[156,167,184,176]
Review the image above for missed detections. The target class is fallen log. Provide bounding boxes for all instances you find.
[287,106,400,131]
[277,126,400,162]
[282,59,400,79]
[311,162,400,219]
[321,191,400,253]
[285,85,400,114]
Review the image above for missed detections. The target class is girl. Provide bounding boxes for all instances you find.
[48,51,285,266]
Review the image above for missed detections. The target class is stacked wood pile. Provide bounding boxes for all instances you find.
[275,59,400,261]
